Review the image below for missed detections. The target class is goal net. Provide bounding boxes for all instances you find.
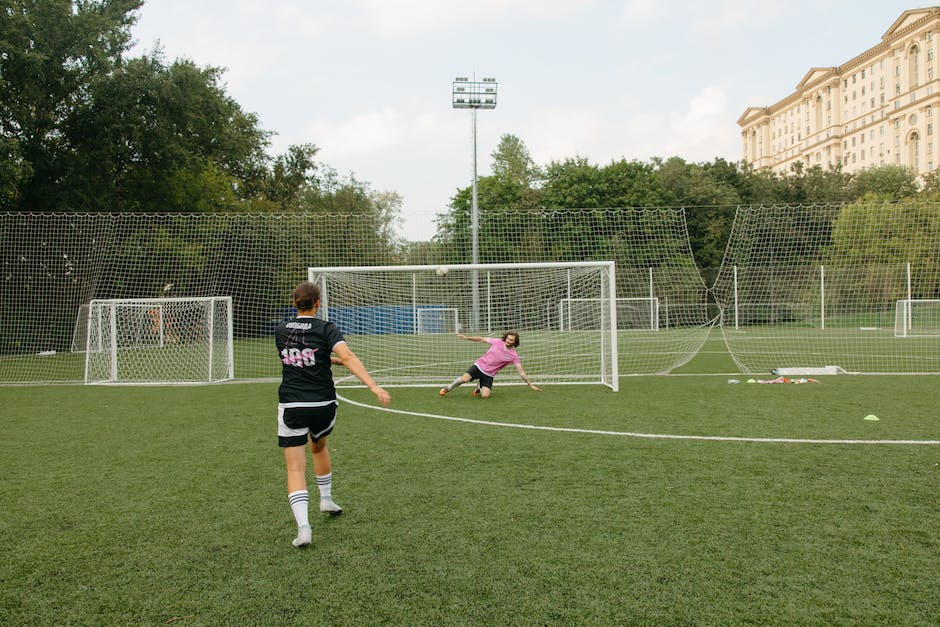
[559,297,659,331]
[714,203,940,374]
[309,262,619,390]
[416,307,460,334]
[895,300,940,337]
[83,297,234,384]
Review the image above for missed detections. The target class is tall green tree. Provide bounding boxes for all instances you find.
[845,165,919,201]
[0,0,143,211]
[64,55,269,212]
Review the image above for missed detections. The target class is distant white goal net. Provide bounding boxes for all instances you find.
[895,299,940,337]
[559,297,660,331]
[83,297,234,384]
[309,262,619,390]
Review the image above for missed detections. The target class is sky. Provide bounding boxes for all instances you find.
[129,0,928,241]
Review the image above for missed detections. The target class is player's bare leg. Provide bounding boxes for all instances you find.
[479,385,492,399]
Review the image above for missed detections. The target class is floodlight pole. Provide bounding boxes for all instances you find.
[453,76,497,331]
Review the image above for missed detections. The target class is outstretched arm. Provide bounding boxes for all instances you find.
[457,334,487,343]
[333,343,391,406]
[515,363,541,391]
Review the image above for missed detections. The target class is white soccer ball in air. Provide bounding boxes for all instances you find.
[436,266,449,277]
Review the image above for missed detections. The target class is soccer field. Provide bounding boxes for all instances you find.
[1,342,939,623]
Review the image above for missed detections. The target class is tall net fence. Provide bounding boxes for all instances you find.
[713,203,940,373]
[0,209,710,384]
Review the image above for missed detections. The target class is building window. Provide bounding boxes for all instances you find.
[910,131,921,170]
[896,84,901,96]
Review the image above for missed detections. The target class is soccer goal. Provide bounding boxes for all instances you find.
[559,297,660,331]
[895,299,940,337]
[416,307,460,334]
[309,262,619,390]
[83,297,234,384]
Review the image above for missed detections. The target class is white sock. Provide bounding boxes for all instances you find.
[446,377,464,391]
[288,489,309,527]
[316,473,333,501]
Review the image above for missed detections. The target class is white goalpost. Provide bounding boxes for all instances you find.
[83,297,234,384]
[309,262,619,391]
[895,299,940,337]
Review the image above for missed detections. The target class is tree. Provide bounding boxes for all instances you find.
[0,0,143,211]
[63,55,270,212]
[490,133,540,186]
[845,165,919,201]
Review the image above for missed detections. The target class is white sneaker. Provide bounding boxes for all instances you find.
[292,524,312,547]
[319,498,343,515]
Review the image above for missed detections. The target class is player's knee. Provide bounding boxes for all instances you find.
[481,388,492,398]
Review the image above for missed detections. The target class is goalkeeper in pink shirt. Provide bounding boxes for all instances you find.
[439,331,541,399]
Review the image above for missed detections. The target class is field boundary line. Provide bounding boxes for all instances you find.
[337,393,940,446]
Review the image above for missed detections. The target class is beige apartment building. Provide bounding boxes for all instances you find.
[739,7,940,176]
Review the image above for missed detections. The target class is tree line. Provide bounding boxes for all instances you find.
[434,134,940,270]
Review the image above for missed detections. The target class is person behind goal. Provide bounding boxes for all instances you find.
[438,331,541,399]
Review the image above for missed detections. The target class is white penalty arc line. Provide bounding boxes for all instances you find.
[336,394,940,446]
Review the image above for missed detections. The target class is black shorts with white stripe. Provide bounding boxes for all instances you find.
[277,402,338,447]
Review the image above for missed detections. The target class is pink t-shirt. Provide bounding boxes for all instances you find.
[474,337,521,376]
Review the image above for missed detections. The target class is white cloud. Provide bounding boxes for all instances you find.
[308,108,464,161]
[353,0,590,36]
[687,0,785,37]
[664,85,738,161]
[522,108,606,163]
[621,0,672,24]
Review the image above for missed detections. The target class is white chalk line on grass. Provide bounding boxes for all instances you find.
[336,393,940,446]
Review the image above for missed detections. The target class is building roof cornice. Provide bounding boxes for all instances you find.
[739,7,940,128]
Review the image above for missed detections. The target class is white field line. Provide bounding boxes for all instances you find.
[336,393,940,446]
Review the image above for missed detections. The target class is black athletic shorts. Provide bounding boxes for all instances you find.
[277,401,338,447]
[466,364,495,389]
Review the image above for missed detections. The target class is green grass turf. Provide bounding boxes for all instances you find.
[1,371,939,624]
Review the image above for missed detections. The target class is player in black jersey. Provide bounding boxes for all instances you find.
[275,280,391,548]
